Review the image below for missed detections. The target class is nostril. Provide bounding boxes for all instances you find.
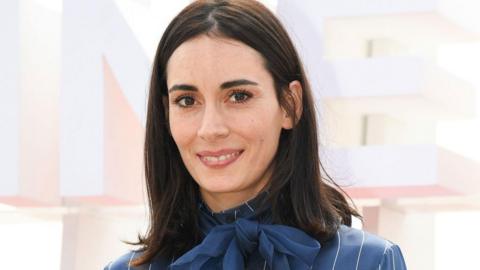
[197,122,230,140]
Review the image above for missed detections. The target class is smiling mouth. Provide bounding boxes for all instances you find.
[198,150,244,168]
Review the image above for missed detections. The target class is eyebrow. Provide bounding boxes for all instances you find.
[168,79,258,93]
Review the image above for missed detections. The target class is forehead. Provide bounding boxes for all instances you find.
[166,35,269,87]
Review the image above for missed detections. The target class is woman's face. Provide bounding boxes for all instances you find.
[166,35,292,210]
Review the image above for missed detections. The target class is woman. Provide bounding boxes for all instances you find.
[105,0,407,269]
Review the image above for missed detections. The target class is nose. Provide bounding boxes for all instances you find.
[197,104,230,141]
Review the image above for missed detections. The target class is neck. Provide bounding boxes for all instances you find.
[200,186,268,213]
[200,164,274,212]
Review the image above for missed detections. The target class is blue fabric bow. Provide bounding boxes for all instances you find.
[170,218,321,270]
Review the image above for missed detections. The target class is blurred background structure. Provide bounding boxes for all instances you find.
[1,0,480,269]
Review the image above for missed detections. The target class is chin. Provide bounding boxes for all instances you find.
[197,178,242,194]
[200,184,240,194]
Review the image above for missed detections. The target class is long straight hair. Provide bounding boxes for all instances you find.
[127,0,360,266]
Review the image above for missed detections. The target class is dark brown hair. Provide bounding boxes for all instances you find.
[127,0,360,266]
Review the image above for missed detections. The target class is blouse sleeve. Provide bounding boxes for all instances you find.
[102,251,136,270]
[378,244,407,270]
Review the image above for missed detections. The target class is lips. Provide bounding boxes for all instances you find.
[197,149,244,169]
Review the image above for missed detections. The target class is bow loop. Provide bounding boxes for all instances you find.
[170,218,321,270]
[234,218,260,256]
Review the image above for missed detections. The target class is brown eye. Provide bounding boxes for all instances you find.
[175,96,196,108]
[229,89,252,103]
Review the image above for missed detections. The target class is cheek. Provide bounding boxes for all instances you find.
[169,115,197,148]
[234,112,281,146]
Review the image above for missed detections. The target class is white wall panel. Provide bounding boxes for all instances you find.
[18,0,61,205]
[323,144,480,197]
[61,0,105,196]
[279,0,438,18]
[60,0,149,201]
[0,0,20,197]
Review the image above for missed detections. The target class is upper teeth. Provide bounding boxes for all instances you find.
[202,151,241,162]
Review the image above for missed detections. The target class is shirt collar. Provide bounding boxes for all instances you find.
[198,191,271,235]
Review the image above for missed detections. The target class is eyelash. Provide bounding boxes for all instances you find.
[229,89,252,104]
[173,89,253,108]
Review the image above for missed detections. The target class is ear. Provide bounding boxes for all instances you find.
[281,80,303,130]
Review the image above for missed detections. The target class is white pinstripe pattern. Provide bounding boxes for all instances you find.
[382,240,389,256]
[331,231,341,270]
[355,230,365,270]
[245,202,255,212]
[378,240,389,270]
[128,251,136,270]
[392,247,396,270]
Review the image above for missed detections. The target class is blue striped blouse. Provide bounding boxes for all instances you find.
[105,194,407,270]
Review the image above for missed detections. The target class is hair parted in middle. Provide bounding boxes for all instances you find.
[126,0,361,267]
